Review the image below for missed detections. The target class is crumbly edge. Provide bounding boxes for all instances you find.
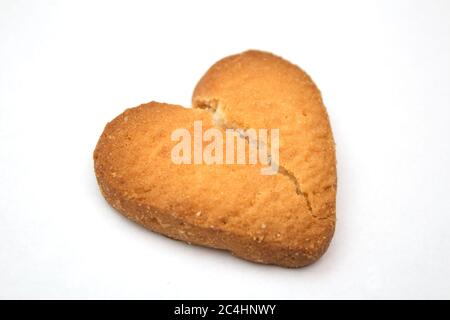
[95,166,320,268]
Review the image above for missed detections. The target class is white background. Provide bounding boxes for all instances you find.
[1,0,449,299]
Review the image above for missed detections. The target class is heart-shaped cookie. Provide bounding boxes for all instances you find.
[94,50,336,267]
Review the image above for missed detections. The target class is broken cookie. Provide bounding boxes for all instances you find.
[94,50,337,267]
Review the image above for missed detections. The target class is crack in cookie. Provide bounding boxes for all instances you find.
[94,50,336,267]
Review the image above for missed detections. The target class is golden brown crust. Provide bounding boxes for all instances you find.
[193,50,336,220]
[94,50,336,268]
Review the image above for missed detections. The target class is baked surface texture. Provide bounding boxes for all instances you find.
[94,50,336,267]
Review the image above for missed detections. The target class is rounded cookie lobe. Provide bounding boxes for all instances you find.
[94,102,333,267]
[193,50,337,256]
